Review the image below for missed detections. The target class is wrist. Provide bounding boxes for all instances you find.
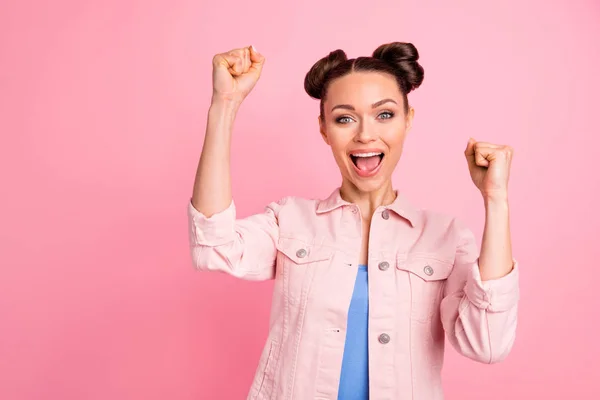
[483,193,509,208]
[211,92,244,109]
[208,96,242,121]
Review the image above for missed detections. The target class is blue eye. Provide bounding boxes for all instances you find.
[336,116,354,124]
[335,111,394,124]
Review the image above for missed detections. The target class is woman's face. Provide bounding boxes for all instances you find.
[319,72,414,194]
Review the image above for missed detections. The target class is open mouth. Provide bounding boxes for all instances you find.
[349,152,384,177]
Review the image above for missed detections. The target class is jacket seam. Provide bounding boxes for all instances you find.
[485,310,493,364]
[286,260,318,398]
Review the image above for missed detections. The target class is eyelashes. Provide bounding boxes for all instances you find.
[335,111,395,124]
[336,116,353,124]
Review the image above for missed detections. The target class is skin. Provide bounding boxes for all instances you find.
[319,71,414,265]
[192,46,514,282]
[191,45,264,218]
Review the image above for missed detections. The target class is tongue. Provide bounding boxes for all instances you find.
[355,156,380,171]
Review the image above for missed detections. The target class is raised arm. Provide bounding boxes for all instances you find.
[440,138,520,363]
[192,45,264,217]
[187,46,279,281]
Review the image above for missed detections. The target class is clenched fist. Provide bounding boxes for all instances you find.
[465,138,514,200]
[212,45,265,103]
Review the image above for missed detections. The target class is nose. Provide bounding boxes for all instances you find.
[354,120,377,144]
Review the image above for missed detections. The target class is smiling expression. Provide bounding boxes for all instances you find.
[319,71,414,193]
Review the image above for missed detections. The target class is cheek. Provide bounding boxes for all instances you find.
[325,130,351,153]
[327,138,352,168]
[390,134,406,149]
[382,127,407,162]
[382,128,407,148]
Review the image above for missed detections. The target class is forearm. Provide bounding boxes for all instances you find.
[442,194,518,363]
[479,195,513,281]
[191,96,241,217]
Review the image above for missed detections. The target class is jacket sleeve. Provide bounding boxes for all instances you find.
[440,220,520,364]
[187,198,282,281]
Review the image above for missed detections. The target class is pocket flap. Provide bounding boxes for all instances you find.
[277,237,333,264]
[397,256,453,281]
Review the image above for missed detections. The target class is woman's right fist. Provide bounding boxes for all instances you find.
[212,46,265,102]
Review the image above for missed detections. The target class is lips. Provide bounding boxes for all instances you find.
[349,150,385,178]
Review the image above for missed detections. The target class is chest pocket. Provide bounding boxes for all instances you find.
[397,255,454,322]
[276,237,334,306]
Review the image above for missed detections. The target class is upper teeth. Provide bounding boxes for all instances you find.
[353,152,382,157]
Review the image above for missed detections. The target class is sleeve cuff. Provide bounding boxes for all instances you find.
[464,259,520,312]
[187,199,236,246]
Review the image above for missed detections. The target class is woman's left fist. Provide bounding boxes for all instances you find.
[464,138,514,200]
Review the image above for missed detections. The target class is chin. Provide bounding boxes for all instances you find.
[347,173,389,193]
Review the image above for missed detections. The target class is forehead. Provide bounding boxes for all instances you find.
[326,72,401,106]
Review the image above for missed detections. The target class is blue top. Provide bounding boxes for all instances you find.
[338,264,369,399]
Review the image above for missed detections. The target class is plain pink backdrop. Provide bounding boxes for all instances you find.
[2,0,599,399]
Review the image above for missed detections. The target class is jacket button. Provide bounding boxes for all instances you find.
[424,265,434,276]
[378,333,391,344]
[296,248,307,258]
[381,209,390,220]
[378,261,390,271]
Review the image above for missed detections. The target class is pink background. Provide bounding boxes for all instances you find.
[2,0,599,399]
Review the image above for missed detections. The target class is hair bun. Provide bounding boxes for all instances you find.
[372,42,424,93]
[304,49,348,99]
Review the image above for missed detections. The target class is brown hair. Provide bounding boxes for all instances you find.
[304,42,425,118]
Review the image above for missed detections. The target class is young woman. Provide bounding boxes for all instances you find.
[188,42,519,400]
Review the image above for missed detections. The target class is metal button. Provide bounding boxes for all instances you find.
[378,333,391,344]
[378,261,390,271]
[296,248,307,258]
[424,265,434,276]
[381,209,390,220]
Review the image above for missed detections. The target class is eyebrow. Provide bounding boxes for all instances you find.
[331,98,397,112]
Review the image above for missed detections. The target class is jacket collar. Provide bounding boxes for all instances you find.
[316,187,421,228]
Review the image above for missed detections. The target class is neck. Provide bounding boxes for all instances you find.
[339,179,397,219]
